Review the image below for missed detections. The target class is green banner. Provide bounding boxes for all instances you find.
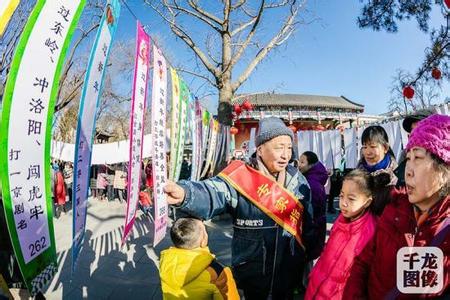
[0,0,85,295]
[174,79,189,180]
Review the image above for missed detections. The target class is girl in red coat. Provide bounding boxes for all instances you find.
[53,162,66,217]
[305,169,378,300]
[344,114,449,299]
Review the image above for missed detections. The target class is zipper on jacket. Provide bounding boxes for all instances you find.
[269,226,279,296]
[262,243,267,276]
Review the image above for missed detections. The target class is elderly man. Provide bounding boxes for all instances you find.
[164,117,313,299]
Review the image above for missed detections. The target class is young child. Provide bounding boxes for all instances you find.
[159,218,240,300]
[305,169,378,300]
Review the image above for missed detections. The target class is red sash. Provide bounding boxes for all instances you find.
[219,160,305,248]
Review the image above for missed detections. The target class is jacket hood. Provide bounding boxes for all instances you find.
[159,247,214,288]
[305,162,328,186]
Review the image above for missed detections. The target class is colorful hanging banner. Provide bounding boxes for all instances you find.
[212,125,225,174]
[72,0,120,272]
[151,44,168,247]
[199,111,211,178]
[200,118,216,178]
[196,103,205,180]
[0,0,85,294]
[168,67,180,181]
[0,0,20,36]
[190,100,202,181]
[173,79,189,180]
[122,21,149,244]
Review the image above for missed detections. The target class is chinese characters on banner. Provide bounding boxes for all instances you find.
[0,0,20,36]
[189,100,200,180]
[72,0,120,272]
[397,247,444,294]
[122,22,149,243]
[207,119,220,176]
[203,119,219,177]
[0,0,85,294]
[168,67,180,181]
[151,44,168,246]
[191,101,204,181]
[173,79,189,180]
[199,111,211,177]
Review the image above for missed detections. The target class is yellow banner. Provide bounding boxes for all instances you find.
[0,0,20,36]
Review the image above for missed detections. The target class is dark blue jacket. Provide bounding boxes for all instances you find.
[177,161,314,298]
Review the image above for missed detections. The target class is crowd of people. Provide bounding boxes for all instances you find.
[1,111,448,299]
[162,113,449,299]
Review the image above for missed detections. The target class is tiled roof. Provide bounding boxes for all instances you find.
[235,93,364,111]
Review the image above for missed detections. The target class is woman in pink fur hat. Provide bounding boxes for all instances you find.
[344,114,449,299]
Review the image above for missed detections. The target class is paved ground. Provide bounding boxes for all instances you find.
[39,198,233,299]
[34,197,339,299]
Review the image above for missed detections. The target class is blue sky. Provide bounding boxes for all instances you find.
[114,0,449,115]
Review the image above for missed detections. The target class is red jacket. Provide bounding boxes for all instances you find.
[305,212,377,300]
[54,171,66,205]
[344,189,449,299]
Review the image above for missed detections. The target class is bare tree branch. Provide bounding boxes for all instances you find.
[146,0,219,77]
[165,0,222,32]
[231,0,247,11]
[187,0,223,25]
[232,1,301,91]
[230,15,257,37]
[145,0,304,124]
[229,1,265,68]
[264,0,291,9]
[177,67,218,87]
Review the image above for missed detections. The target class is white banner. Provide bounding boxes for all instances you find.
[151,45,168,246]
[344,128,358,169]
[72,0,120,270]
[122,22,149,243]
[3,0,82,265]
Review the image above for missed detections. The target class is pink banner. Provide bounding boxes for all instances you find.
[122,21,149,243]
[151,44,168,246]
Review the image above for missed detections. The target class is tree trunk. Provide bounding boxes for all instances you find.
[218,29,233,125]
[218,85,233,125]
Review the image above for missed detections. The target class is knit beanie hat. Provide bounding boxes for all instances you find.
[255,117,294,147]
[406,114,450,164]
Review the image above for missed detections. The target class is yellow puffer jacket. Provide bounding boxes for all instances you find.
[159,247,239,300]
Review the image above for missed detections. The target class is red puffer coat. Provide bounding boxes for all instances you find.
[305,211,377,300]
[343,189,449,299]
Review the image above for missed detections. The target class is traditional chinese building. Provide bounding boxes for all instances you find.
[232,93,365,153]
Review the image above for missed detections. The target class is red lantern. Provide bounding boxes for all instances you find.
[432,68,442,80]
[445,0,450,10]
[403,86,414,99]
[242,100,253,111]
[233,103,242,115]
[230,126,239,135]
[288,124,297,132]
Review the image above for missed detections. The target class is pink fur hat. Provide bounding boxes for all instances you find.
[406,114,450,164]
